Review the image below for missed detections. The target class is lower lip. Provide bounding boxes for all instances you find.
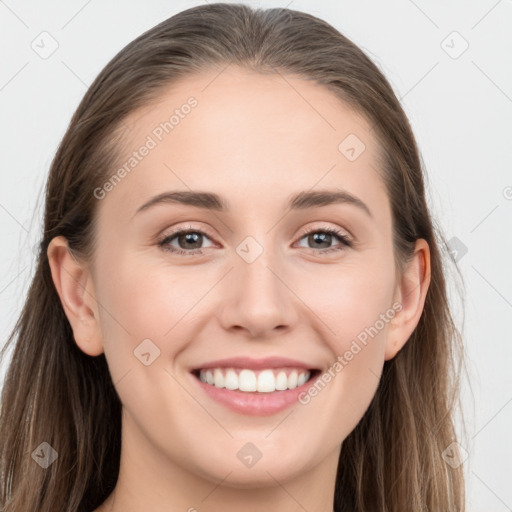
[190,371,319,416]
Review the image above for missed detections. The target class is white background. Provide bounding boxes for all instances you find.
[1,1,511,510]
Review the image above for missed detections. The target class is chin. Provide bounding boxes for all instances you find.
[196,455,309,489]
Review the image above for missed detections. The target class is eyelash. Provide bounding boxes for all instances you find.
[157,225,353,256]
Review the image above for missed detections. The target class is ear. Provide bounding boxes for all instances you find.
[385,238,431,361]
[47,236,104,356]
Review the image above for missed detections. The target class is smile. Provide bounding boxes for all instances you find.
[189,356,322,415]
[195,367,314,393]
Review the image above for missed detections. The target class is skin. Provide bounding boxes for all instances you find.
[48,65,430,512]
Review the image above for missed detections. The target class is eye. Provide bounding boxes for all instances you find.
[295,226,353,254]
[157,225,353,256]
[157,226,215,255]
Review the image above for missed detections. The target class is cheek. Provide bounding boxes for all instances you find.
[301,260,395,348]
[92,254,191,378]
[296,270,393,442]
[96,255,202,337]
[295,262,394,428]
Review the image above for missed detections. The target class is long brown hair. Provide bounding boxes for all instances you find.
[0,3,467,510]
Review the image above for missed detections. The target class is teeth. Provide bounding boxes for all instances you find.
[257,369,275,392]
[213,368,224,388]
[275,371,288,391]
[198,368,311,392]
[224,369,238,390]
[297,371,308,387]
[288,370,298,389]
[239,369,257,392]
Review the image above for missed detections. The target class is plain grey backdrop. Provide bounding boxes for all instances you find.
[1,1,511,510]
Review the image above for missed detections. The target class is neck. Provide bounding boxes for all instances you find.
[97,411,340,512]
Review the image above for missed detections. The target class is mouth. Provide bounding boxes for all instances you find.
[188,356,323,415]
[190,367,321,393]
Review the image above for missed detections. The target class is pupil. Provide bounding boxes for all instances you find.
[310,233,330,249]
[180,232,201,249]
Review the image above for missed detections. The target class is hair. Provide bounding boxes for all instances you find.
[0,3,468,511]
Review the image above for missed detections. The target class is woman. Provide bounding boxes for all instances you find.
[0,3,466,511]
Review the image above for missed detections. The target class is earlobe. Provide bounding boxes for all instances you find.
[47,236,104,356]
[384,239,431,361]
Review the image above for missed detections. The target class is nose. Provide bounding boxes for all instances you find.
[218,248,299,339]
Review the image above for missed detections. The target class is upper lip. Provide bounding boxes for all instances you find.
[190,356,319,372]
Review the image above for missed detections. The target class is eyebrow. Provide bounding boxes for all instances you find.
[134,189,373,218]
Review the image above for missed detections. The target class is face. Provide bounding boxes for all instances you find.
[72,66,410,488]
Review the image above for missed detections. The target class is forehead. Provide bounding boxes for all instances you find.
[99,65,388,221]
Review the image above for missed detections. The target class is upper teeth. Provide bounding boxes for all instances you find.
[198,368,311,393]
